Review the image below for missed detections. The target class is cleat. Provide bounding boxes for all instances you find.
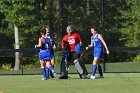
[90,75,96,79]
[42,78,46,80]
[58,75,68,79]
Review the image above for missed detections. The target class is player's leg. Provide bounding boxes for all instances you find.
[78,57,88,75]
[49,53,55,79]
[39,51,48,80]
[59,56,69,79]
[73,53,88,79]
[46,61,57,78]
[97,59,104,78]
[90,50,103,79]
[40,60,48,80]
[96,50,104,78]
[51,58,55,67]
[90,57,99,79]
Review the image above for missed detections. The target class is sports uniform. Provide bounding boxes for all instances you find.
[91,34,103,58]
[39,37,51,61]
[44,35,54,60]
[37,36,57,80]
[59,25,88,79]
[87,26,109,79]
[61,32,82,52]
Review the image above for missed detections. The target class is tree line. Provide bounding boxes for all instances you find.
[0,0,140,48]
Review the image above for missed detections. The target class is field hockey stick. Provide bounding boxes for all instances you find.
[80,49,87,57]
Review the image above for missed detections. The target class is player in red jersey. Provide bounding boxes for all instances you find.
[59,25,88,79]
[61,29,82,52]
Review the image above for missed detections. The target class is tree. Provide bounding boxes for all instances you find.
[0,0,54,70]
[119,0,140,47]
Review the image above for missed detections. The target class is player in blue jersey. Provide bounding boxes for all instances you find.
[43,26,56,78]
[86,26,109,79]
[43,26,56,67]
[35,29,57,80]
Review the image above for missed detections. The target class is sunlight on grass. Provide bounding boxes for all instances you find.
[0,73,140,93]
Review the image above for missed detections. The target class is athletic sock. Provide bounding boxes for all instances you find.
[98,65,103,76]
[92,64,97,76]
[48,66,57,78]
[49,66,54,78]
[41,68,46,79]
[45,67,49,79]
[48,66,55,72]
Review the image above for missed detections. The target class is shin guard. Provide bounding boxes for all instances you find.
[73,58,88,78]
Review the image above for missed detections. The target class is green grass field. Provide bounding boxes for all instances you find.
[0,73,140,93]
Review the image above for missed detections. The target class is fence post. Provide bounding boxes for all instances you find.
[103,53,107,73]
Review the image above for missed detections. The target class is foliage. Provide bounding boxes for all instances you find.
[119,0,140,47]
[0,0,53,48]
[133,54,140,62]
[1,63,12,70]
[23,64,37,69]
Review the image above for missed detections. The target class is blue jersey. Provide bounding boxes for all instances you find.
[39,37,51,61]
[44,35,54,50]
[91,34,102,49]
[91,34,103,58]
[44,35,54,59]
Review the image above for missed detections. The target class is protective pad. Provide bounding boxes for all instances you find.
[73,58,88,75]
[74,59,83,74]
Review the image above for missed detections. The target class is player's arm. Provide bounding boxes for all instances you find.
[98,34,109,54]
[61,37,68,51]
[35,37,44,48]
[53,44,56,50]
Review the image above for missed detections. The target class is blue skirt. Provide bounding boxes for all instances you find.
[93,48,103,58]
[39,50,51,61]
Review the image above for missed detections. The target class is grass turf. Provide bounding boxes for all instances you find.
[0,73,140,93]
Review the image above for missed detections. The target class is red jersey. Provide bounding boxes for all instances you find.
[61,32,82,52]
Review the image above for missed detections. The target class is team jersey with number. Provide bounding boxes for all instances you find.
[61,32,82,52]
[91,34,103,58]
[44,35,54,59]
[91,34,102,49]
[39,37,51,60]
[44,35,54,50]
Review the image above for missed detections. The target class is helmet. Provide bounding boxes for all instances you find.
[66,25,74,34]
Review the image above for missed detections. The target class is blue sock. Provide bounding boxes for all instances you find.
[41,68,46,78]
[92,64,97,76]
[50,66,54,77]
[98,65,103,76]
[48,66,55,73]
[45,67,49,79]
